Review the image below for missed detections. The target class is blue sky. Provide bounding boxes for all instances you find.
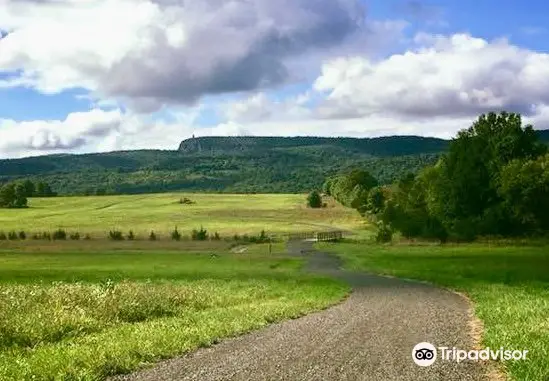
[0,0,548,158]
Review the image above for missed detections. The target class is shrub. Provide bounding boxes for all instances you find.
[84,234,91,240]
[42,232,52,241]
[127,231,135,241]
[212,232,221,241]
[191,226,208,241]
[0,232,6,240]
[18,231,26,240]
[249,230,270,243]
[179,197,195,205]
[233,234,240,241]
[69,232,81,240]
[375,222,393,243]
[53,229,67,240]
[307,190,322,208]
[149,231,157,241]
[8,231,18,240]
[108,230,124,241]
[171,227,181,241]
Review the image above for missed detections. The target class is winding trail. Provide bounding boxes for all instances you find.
[115,241,485,381]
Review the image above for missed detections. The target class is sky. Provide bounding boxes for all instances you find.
[1,0,549,158]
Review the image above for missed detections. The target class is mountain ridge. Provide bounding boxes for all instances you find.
[0,132,547,195]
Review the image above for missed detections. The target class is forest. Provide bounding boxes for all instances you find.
[0,132,547,196]
[325,112,549,241]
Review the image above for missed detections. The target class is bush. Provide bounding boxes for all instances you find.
[149,231,157,241]
[375,222,393,243]
[84,234,91,241]
[108,230,124,241]
[171,227,181,241]
[127,231,135,241]
[212,232,221,241]
[307,190,322,208]
[249,230,270,243]
[69,232,80,240]
[41,232,52,241]
[0,232,6,240]
[53,229,67,240]
[179,197,195,205]
[8,231,18,240]
[191,226,208,241]
[233,234,240,241]
[18,231,26,240]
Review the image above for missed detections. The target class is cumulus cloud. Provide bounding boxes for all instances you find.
[0,0,394,111]
[0,109,123,157]
[223,92,312,123]
[0,105,217,158]
[312,34,549,121]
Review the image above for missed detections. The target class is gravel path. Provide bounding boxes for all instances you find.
[114,241,485,381]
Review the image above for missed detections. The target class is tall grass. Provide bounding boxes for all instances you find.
[0,250,348,380]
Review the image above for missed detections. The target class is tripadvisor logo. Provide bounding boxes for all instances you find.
[412,342,437,366]
[412,342,529,366]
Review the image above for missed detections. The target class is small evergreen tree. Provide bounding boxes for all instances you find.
[307,191,322,208]
[108,230,124,241]
[191,226,208,241]
[171,227,182,241]
[53,229,67,240]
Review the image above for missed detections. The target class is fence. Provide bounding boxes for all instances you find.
[286,230,344,242]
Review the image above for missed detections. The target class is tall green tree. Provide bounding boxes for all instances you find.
[0,183,28,208]
[22,180,35,197]
[433,112,546,237]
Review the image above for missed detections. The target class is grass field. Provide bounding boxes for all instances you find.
[0,193,364,238]
[0,244,348,380]
[320,242,549,381]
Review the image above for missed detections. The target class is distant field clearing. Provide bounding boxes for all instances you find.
[0,193,364,238]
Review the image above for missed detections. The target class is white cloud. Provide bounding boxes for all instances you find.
[223,92,312,123]
[313,33,549,120]
[0,107,206,158]
[0,0,398,110]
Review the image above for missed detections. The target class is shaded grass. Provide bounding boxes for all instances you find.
[0,193,364,237]
[319,242,549,381]
[0,249,348,380]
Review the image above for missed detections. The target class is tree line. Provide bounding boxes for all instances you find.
[0,180,57,208]
[322,112,549,242]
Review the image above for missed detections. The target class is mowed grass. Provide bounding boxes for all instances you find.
[0,246,349,380]
[320,242,549,381]
[0,193,364,238]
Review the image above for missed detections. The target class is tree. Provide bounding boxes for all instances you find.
[307,190,322,208]
[22,180,35,197]
[499,154,549,232]
[14,183,28,208]
[425,112,546,237]
[36,182,56,197]
[0,183,27,208]
[366,186,386,214]
[0,184,16,207]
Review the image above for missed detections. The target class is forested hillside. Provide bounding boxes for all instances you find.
[0,133,547,196]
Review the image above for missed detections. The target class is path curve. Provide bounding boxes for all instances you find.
[114,241,485,381]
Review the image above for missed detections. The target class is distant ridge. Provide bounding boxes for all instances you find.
[0,132,547,196]
[178,135,449,156]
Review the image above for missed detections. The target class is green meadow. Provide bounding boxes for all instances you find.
[0,245,348,380]
[0,193,364,238]
[320,242,549,381]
